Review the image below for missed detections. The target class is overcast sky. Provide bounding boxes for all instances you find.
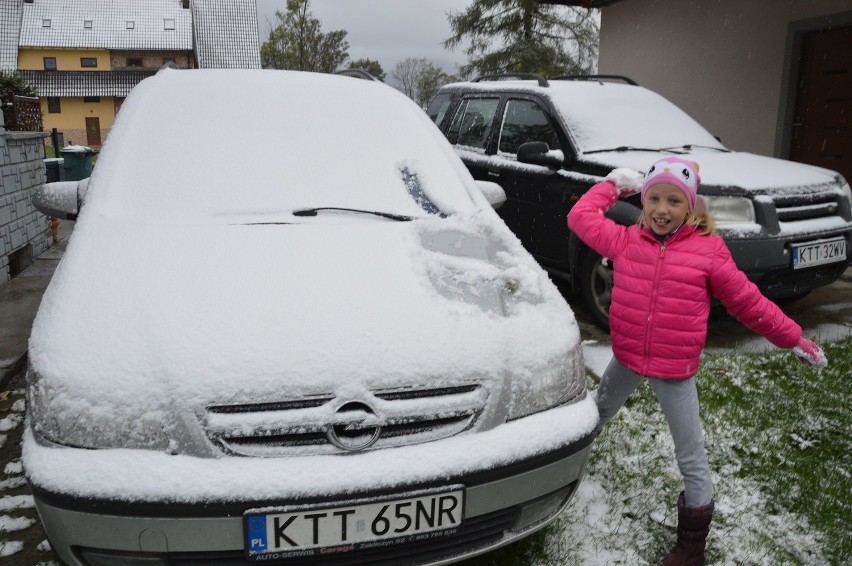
[255,0,474,79]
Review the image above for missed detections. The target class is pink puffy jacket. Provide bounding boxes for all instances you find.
[567,181,802,379]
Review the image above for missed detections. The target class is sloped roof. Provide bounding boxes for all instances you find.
[0,1,22,71]
[192,0,260,69]
[20,69,156,97]
[20,0,193,51]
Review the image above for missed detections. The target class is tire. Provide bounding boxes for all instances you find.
[579,249,613,331]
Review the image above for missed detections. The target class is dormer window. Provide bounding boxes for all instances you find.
[164,19,175,31]
[42,19,51,28]
[126,21,135,29]
[84,20,93,29]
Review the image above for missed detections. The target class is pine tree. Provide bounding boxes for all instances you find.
[443,0,599,78]
[261,0,349,72]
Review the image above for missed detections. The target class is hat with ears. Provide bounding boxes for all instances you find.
[641,157,701,210]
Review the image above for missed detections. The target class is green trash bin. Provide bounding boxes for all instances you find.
[60,145,98,181]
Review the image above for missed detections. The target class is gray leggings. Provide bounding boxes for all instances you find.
[596,357,713,507]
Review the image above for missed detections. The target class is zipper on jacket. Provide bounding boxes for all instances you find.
[642,243,667,374]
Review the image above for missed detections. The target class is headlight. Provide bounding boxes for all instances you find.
[702,196,756,225]
[838,178,852,208]
[507,342,585,420]
[26,366,171,450]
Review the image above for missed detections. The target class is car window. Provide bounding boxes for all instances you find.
[446,97,499,150]
[426,93,453,127]
[498,99,562,155]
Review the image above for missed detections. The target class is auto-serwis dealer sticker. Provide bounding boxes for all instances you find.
[792,237,846,269]
[245,489,464,560]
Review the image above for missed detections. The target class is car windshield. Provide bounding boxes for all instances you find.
[85,69,477,224]
[548,82,727,155]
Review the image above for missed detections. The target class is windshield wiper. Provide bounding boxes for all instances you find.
[292,207,414,221]
[583,145,689,155]
[662,144,731,153]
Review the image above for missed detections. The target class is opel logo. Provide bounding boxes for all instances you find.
[326,400,382,452]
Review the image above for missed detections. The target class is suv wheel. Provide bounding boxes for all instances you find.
[579,250,612,331]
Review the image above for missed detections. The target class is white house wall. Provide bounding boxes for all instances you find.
[597,0,852,157]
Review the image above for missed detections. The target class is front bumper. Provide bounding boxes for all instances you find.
[26,397,597,566]
[724,227,852,299]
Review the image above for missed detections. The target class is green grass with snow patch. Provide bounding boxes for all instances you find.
[460,336,851,566]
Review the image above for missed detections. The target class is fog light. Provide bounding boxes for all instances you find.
[513,484,576,531]
[80,549,167,566]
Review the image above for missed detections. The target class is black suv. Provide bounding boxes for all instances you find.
[427,74,852,329]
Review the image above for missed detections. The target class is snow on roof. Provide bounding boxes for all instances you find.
[0,0,22,71]
[20,0,193,51]
[192,0,261,69]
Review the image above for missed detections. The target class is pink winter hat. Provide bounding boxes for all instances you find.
[641,157,701,210]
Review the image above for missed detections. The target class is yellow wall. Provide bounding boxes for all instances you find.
[41,97,116,131]
[18,47,111,70]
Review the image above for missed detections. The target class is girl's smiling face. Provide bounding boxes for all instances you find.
[643,183,690,236]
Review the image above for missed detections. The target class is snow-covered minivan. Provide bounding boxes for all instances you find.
[25,69,597,565]
[427,74,852,329]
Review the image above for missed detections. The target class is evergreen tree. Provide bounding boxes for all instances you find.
[348,58,386,82]
[261,0,349,72]
[443,0,599,78]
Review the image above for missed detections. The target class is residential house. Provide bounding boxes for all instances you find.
[10,0,260,150]
[0,0,260,284]
[587,0,851,182]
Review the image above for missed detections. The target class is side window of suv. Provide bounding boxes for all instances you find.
[498,99,561,155]
[426,93,454,127]
[446,98,499,150]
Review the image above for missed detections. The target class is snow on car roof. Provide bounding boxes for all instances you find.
[87,68,479,223]
[443,79,725,155]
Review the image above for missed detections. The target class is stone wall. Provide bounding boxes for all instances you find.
[0,122,51,285]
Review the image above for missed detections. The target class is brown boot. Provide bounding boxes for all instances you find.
[658,492,714,566]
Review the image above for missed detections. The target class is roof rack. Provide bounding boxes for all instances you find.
[333,69,381,82]
[472,73,550,87]
[551,74,638,86]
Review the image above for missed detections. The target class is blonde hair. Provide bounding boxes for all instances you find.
[686,195,717,236]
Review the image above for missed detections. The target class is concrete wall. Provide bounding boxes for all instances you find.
[597,0,852,156]
[0,114,50,285]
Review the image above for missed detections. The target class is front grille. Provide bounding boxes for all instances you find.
[773,192,843,222]
[203,384,486,457]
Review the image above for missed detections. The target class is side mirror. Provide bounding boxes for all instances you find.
[474,180,506,210]
[32,178,89,220]
[517,141,564,169]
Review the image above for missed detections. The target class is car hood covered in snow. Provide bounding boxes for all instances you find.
[30,213,575,398]
[581,150,843,194]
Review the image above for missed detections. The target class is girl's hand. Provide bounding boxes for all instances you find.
[605,168,644,197]
[793,338,828,370]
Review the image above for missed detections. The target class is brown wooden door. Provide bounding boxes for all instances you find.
[85,117,101,146]
[790,25,852,182]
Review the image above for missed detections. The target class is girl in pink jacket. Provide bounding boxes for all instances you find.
[567,156,827,566]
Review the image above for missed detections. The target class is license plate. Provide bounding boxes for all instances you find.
[245,489,464,560]
[792,237,847,269]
